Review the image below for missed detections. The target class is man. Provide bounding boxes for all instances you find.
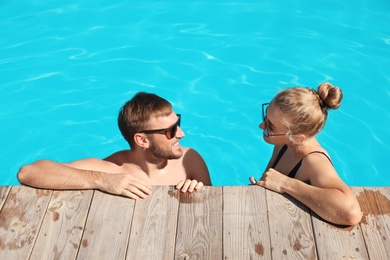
[17,92,211,199]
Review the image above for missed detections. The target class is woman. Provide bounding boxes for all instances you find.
[250,82,362,225]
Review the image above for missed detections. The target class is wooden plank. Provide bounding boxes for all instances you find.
[0,186,52,259]
[223,186,272,259]
[0,185,389,260]
[266,190,317,259]
[29,190,94,260]
[127,186,180,259]
[175,186,223,259]
[76,190,135,260]
[0,186,11,210]
[312,187,369,259]
[312,217,368,259]
[352,187,390,259]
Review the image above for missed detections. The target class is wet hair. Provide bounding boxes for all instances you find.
[271,82,342,138]
[118,92,173,148]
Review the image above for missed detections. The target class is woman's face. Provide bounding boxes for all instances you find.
[260,103,290,144]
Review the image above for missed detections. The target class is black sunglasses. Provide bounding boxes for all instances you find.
[140,114,181,139]
[262,103,287,137]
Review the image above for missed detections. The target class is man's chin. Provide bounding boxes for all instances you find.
[168,150,183,160]
[155,150,183,160]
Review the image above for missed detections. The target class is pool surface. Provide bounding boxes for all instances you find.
[1,1,389,186]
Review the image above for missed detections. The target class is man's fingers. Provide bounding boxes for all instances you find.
[176,180,185,190]
[129,177,153,193]
[125,186,152,199]
[176,180,204,193]
[126,176,153,195]
[194,182,203,191]
[180,179,192,192]
[121,189,142,200]
[187,181,198,192]
[135,183,153,195]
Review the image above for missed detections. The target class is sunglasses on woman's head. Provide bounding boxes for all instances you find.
[140,114,181,139]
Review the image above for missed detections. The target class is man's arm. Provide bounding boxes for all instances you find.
[182,148,212,185]
[17,159,152,199]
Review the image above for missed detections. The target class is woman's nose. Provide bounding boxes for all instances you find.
[259,121,265,130]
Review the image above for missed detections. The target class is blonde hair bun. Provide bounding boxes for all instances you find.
[317,82,343,109]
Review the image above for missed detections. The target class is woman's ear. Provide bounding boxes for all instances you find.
[296,133,308,144]
[290,133,307,145]
[134,133,150,149]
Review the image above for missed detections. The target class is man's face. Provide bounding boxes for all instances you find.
[146,113,185,159]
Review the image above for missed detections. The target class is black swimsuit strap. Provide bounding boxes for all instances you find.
[287,151,333,178]
[271,145,288,168]
[270,145,333,178]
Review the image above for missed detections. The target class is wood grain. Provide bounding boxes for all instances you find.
[352,187,390,259]
[1,185,389,259]
[76,190,135,260]
[127,186,180,259]
[266,190,317,259]
[0,186,11,210]
[223,186,271,259]
[0,186,52,259]
[175,186,223,260]
[29,190,93,260]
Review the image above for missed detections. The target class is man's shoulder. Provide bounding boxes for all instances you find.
[67,157,116,171]
[103,150,130,161]
[103,150,132,164]
[181,147,205,162]
[181,147,191,153]
[181,147,201,156]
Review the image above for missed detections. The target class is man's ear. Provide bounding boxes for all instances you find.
[134,133,150,149]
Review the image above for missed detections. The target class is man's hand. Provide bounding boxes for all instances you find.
[176,179,203,193]
[98,172,153,199]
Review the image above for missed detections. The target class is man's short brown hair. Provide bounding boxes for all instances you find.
[118,92,173,148]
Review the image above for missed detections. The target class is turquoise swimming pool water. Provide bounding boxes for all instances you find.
[1,1,389,186]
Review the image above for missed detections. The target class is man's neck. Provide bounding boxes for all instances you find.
[130,149,169,176]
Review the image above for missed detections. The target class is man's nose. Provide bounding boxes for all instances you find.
[177,126,185,138]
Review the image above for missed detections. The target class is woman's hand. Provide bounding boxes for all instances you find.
[250,168,289,193]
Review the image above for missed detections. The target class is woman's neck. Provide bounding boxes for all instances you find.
[287,137,321,157]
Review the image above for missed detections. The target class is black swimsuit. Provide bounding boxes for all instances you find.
[271,145,333,178]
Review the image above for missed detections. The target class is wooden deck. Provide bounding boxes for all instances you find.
[0,186,389,259]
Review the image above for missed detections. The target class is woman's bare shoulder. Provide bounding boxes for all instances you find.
[300,153,347,188]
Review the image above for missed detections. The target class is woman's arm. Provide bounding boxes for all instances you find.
[277,175,361,225]
[253,153,362,225]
